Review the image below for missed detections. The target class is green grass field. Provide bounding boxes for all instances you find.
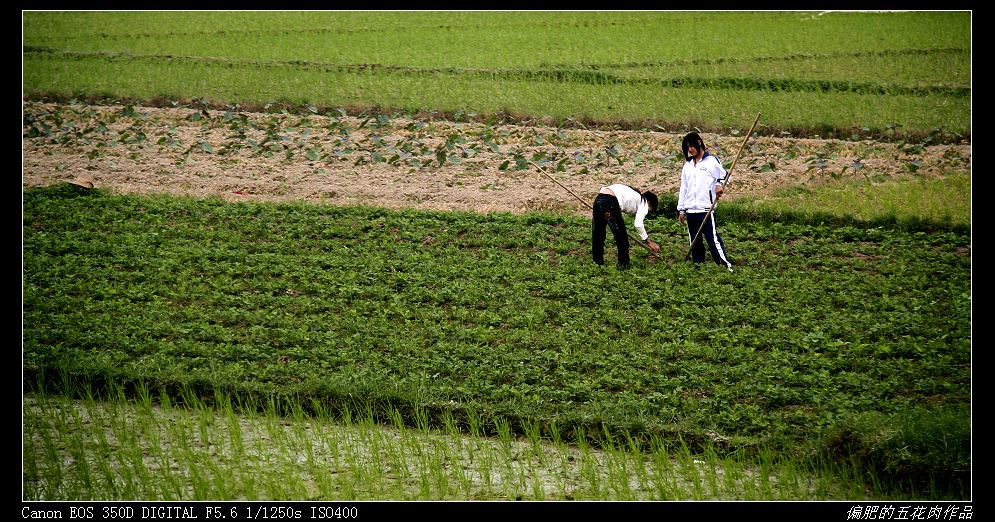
[23,11,971,139]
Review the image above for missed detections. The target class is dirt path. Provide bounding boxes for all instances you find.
[22,101,971,215]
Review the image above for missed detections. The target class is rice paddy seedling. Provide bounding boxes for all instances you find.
[23,12,970,139]
[23,385,909,500]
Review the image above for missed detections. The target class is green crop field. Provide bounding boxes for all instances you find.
[23,11,970,140]
[22,10,972,502]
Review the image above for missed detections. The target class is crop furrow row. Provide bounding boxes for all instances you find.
[23,49,970,98]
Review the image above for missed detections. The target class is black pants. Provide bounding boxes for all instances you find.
[592,193,630,268]
[685,211,732,268]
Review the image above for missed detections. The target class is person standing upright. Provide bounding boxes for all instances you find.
[677,132,734,272]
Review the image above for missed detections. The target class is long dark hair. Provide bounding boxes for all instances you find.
[626,185,659,217]
[643,191,659,218]
[682,132,705,161]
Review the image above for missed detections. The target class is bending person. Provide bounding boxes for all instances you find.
[592,184,660,269]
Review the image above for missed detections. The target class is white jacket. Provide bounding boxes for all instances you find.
[677,153,726,214]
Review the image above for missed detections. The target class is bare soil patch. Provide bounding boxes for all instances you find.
[22,101,971,216]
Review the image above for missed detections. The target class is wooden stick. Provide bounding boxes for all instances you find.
[684,112,761,260]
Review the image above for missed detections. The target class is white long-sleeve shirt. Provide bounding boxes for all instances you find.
[677,152,726,214]
[604,184,652,240]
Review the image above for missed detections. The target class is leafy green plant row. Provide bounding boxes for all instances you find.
[22,48,969,99]
[22,100,686,173]
[629,50,970,90]
[23,59,969,141]
[598,47,966,69]
[23,11,969,70]
[19,11,692,44]
[22,184,971,497]
[22,99,968,203]
[22,11,971,140]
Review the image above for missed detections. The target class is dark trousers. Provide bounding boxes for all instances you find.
[685,211,732,268]
[592,193,630,268]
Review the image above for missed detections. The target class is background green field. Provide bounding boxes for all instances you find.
[23,11,971,139]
